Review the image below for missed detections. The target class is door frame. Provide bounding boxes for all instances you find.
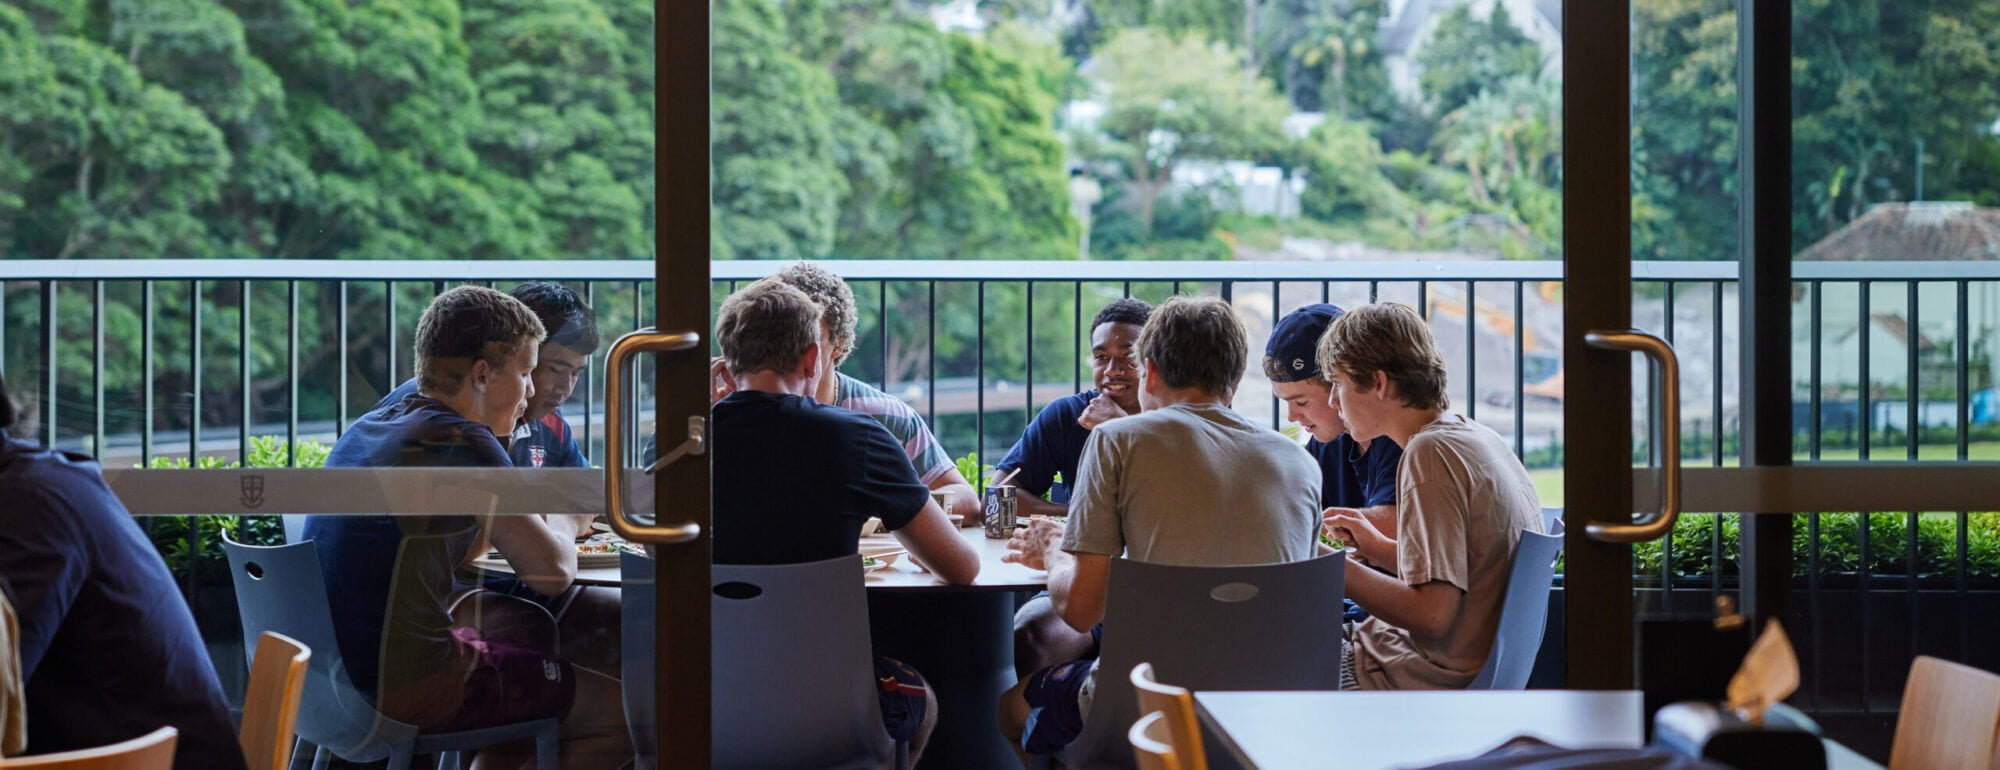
[656,0,714,761]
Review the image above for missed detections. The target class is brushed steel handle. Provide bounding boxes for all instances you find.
[604,328,703,544]
[1583,330,1681,543]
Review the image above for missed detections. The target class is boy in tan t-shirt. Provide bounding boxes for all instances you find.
[1317,303,1545,690]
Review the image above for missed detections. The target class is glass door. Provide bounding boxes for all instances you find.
[1565,4,2000,755]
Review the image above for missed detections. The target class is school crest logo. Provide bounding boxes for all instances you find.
[543,661,561,681]
[240,474,266,509]
[528,446,547,468]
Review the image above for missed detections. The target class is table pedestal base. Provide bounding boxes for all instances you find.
[868,591,1020,769]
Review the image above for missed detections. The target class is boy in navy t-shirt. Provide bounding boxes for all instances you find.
[0,376,247,770]
[372,282,620,671]
[307,287,629,765]
[710,278,980,763]
[992,298,1151,518]
[1264,304,1403,530]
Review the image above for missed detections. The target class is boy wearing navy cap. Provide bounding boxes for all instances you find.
[1266,303,1405,537]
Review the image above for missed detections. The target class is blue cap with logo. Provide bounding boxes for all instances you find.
[1263,303,1345,382]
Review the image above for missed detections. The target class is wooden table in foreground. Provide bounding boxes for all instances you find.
[1194,690,1887,770]
[1195,690,1645,770]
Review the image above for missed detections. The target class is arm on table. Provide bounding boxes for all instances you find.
[1013,492,1069,520]
[893,499,981,585]
[483,512,592,596]
[1003,520,1109,633]
[1357,503,1398,539]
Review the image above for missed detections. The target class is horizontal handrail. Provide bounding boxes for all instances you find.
[7,258,2000,282]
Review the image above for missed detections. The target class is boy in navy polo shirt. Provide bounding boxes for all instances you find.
[307,287,628,765]
[992,298,1152,519]
[999,298,1152,678]
[1265,304,1404,535]
[0,376,247,770]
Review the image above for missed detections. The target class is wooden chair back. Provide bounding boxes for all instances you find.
[7,726,177,769]
[1130,662,1208,770]
[1128,711,1181,770]
[1890,655,2000,770]
[239,631,311,770]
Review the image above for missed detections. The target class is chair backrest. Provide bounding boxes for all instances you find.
[1128,712,1182,770]
[1467,530,1563,690]
[239,632,311,770]
[281,515,307,546]
[1130,663,1206,770]
[710,555,893,769]
[221,539,414,759]
[1889,656,2000,770]
[1541,507,1565,532]
[7,726,178,769]
[1070,554,1347,769]
[619,553,658,769]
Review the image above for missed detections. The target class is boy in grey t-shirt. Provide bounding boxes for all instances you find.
[996,297,1322,759]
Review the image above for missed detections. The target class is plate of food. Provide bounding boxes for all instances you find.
[860,547,903,573]
[575,535,645,567]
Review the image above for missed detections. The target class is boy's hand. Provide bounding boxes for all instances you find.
[1002,518,1065,571]
[1324,508,1392,565]
[1077,393,1129,430]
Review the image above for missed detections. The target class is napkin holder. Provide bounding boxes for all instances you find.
[1653,701,1825,770]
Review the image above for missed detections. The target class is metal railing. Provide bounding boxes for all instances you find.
[4,258,1999,717]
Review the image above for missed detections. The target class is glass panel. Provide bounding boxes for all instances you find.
[1785,0,2000,754]
[0,0,657,760]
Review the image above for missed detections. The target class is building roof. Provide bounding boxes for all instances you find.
[1796,202,2000,261]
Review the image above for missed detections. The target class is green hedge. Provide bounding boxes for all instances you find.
[143,436,328,583]
[1623,512,2000,581]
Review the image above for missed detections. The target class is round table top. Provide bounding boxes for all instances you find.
[474,525,1048,592]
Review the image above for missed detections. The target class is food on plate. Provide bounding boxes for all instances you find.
[578,537,645,556]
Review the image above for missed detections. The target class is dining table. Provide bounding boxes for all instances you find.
[476,525,1046,768]
[1192,690,1887,770]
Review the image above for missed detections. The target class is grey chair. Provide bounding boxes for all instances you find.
[620,553,658,768]
[623,553,907,770]
[1064,553,1349,770]
[1542,506,1565,532]
[1467,530,1565,690]
[222,538,558,770]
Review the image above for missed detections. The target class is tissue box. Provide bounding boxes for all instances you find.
[1653,701,1826,769]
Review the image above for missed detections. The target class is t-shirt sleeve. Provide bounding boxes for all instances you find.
[869,395,954,484]
[0,485,89,674]
[995,400,1068,497]
[842,418,932,532]
[1061,430,1124,556]
[1395,442,1472,592]
[1361,437,1402,508]
[554,418,588,467]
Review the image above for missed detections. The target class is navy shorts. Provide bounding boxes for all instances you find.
[873,656,931,741]
[1020,623,1103,754]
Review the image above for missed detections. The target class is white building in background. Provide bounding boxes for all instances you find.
[1379,0,1563,105]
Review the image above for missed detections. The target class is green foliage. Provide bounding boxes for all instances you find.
[141,435,329,582]
[1415,4,1542,117]
[0,0,655,258]
[956,451,991,494]
[1624,512,2000,581]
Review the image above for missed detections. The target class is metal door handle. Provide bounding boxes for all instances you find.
[1583,330,1681,543]
[604,328,704,544]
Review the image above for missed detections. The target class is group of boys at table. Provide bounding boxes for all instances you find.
[0,262,1543,770]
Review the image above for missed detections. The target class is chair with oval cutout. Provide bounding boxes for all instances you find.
[1063,553,1347,769]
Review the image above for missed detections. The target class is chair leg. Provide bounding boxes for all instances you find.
[387,744,414,770]
[894,740,911,770]
[310,745,332,770]
[287,739,312,770]
[536,726,560,769]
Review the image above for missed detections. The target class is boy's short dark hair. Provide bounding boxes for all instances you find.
[717,278,823,377]
[1092,298,1153,330]
[510,282,599,354]
[1135,296,1247,397]
[415,287,548,396]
